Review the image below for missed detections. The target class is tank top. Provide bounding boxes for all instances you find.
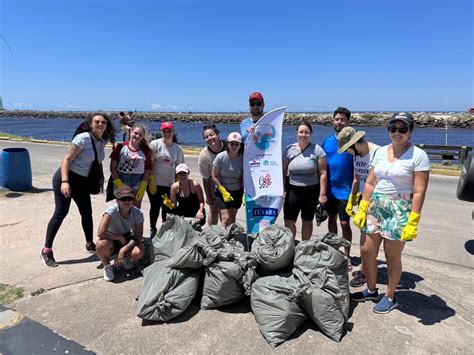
[176,181,200,218]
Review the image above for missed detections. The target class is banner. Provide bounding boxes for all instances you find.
[243,106,286,234]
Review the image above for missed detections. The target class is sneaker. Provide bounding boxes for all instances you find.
[373,296,398,314]
[351,288,379,302]
[103,265,115,281]
[86,242,96,253]
[40,250,58,268]
[350,271,367,287]
[123,258,134,271]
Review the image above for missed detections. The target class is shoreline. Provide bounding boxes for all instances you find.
[1,110,473,128]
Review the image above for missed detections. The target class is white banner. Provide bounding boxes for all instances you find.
[243,106,286,234]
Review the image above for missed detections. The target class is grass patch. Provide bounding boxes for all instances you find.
[0,131,29,140]
[0,283,24,304]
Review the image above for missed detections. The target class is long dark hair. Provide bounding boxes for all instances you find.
[75,113,116,144]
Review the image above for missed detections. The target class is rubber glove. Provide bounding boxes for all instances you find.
[242,194,245,205]
[135,180,148,201]
[162,194,176,209]
[148,175,157,195]
[353,200,370,229]
[401,212,421,241]
[218,185,234,202]
[345,192,362,217]
[113,178,126,190]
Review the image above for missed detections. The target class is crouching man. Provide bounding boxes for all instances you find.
[97,187,145,281]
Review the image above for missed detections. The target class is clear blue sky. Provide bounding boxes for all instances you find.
[1,0,472,112]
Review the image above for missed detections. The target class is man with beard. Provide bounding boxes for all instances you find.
[240,92,265,143]
[322,107,354,268]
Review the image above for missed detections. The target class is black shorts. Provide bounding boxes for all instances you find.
[325,196,350,223]
[284,183,320,221]
[112,233,133,254]
[215,188,244,210]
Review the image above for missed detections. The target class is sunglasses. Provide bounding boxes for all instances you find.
[388,125,410,134]
[118,196,134,202]
[250,101,263,107]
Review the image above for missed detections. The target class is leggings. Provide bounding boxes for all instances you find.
[44,169,93,248]
[146,185,171,229]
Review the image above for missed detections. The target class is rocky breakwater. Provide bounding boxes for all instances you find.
[1,110,473,128]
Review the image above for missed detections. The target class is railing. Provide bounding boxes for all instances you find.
[416,144,472,166]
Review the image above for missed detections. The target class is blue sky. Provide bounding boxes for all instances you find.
[1,0,472,112]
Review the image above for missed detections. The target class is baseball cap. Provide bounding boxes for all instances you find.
[249,92,264,102]
[389,112,414,127]
[337,127,366,154]
[176,163,190,174]
[160,121,174,130]
[227,132,242,143]
[315,204,328,226]
[115,187,135,199]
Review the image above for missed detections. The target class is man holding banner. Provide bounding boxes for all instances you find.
[240,92,265,143]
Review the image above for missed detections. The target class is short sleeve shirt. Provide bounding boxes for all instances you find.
[69,132,106,177]
[373,145,430,195]
[354,143,380,194]
[240,117,255,143]
[284,143,326,186]
[213,152,243,191]
[198,143,225,179]
[110,142,152,175]
[149,139,185,187]
[104,204,144,235]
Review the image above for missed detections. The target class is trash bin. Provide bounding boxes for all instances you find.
[0,148,33,191]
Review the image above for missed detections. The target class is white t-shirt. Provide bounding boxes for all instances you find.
[373,145,430,195]
[149,139,185,187]
[355,143,380,194]
[69,132,106,177]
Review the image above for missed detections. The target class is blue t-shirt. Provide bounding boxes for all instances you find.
[240,117,255,143]
[321,134,353,200]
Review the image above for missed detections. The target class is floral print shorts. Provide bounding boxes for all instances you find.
[364,192,412,241]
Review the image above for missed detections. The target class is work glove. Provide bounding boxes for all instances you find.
[401,212,421,241]
[113,178,126,190]
[148,175,157,195]
[345,192,361,217]
[135,180,148,201]
[353,200,370,229]
[218,185,234,202]
[162,194,176,209]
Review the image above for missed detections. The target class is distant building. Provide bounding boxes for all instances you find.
[0,97,3,110]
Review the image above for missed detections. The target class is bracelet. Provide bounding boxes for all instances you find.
[62,181,69,183]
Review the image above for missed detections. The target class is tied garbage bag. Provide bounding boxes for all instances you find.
[251,224,295,273]
[250,274,309,348]
[293,232,350,318]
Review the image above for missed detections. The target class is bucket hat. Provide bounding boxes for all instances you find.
[337,127,366,154]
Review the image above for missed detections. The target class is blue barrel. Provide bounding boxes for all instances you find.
[0,148,33,191]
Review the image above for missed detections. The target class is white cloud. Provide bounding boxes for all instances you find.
[55,103,81,110]
[151,103,162,110]
[12,102,33,108]
[166,104,179,109]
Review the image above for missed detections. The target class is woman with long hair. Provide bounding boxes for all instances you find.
[41,113,115,267]
[198,124,226,225]
[110,125,153,209]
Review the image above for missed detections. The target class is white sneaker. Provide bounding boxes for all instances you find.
[123,258,134,270]
[103,265,115,281]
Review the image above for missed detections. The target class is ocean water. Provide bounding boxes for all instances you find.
[0,117,472,148]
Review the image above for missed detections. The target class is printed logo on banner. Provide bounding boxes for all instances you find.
[252,207,279,217]
[258,173,272,188]
[249,158,261,167]
[254,124,278,151]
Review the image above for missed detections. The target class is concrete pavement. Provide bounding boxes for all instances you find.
[0,141,473,354]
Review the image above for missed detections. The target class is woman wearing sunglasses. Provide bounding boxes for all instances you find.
[40,113,116,268]
[96,187,145,282]
[146,121,184,237]
[212,132,244,227]
[198,125,226,225]
[351,112,430,314]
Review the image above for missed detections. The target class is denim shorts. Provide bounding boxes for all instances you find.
[117,173,142,190]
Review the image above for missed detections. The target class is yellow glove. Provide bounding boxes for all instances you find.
[135,180,148,201]
[218,185,234,202]
[345,192,362,217]
[113,178,126,189]
[148,175,157,195]
[242,194,245,205]
[162,194,176,209]
[401,212,421,241]
[353,192,361,205]
[353,200,370,229]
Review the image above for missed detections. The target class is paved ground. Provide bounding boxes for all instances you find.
[0,141,473,354]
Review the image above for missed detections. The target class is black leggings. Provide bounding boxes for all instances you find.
[44,169,93,248]
[146,185,171,229]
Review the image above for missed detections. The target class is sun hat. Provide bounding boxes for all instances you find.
[176,163,190,174]
[315,204,329,226]
[227,132,242,143]
[115,187,135,199]
[249,92,264,102]
[337,127,366,154]
[389,112,414,127]
[160,121,174,130]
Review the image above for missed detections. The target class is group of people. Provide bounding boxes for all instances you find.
[39,92,430,314]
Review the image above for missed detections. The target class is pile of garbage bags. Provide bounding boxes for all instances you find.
[136,215,350,347]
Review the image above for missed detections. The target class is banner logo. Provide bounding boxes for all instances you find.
[254,124,277,150]
[258,173,272,188]
[253,208,278,217]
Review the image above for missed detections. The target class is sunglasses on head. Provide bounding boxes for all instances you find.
[388,125,410,134]
[118,196,134,202]
[250,101,263,107]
